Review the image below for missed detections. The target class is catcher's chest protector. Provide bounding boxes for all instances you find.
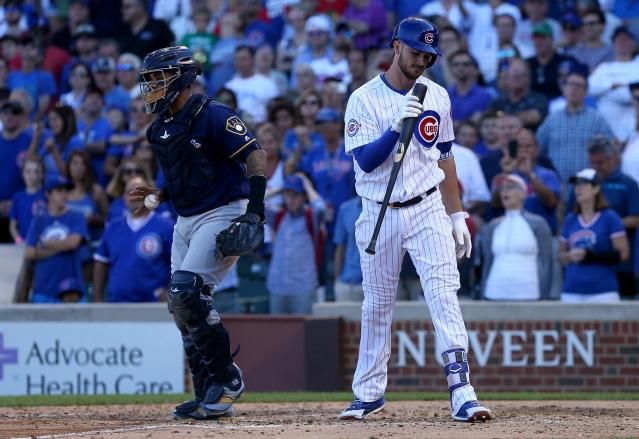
[148,94,212,212]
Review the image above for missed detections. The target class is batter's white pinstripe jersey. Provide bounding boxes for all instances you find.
[344,74,455,203]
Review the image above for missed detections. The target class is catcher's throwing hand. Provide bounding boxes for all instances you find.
[215,212,265,259]
[128,186,161,215]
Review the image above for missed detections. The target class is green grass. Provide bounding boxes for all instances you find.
[0,391,638,407]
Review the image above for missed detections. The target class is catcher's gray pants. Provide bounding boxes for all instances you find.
[171,199,248,289]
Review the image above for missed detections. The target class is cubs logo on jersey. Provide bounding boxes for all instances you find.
[347,119,361,137]
[569,229,597,248]
[41,221,70,242]
[414,110,440,148]
[136,233,162,259]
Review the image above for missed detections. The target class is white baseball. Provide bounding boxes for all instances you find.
[144,193,160,209]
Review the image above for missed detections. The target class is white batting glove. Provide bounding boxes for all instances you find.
[451,211,472,259]
[390,94,423,132]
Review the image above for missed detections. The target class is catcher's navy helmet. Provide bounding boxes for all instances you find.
[138,46,201,114]
[391,17,442,68]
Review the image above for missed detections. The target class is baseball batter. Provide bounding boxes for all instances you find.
[338,18,492,422]
[130,47,266,420]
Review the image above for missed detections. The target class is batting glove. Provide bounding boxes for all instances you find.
[391,94,423,132]
[451,211,472,259]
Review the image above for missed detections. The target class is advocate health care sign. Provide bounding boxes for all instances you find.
[0,322,184,396]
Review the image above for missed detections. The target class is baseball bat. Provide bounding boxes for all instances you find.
[365,82,428,255]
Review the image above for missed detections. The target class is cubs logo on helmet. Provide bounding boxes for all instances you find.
[414,110,440,148]
[136,233,162,259]
[424,32,434,44]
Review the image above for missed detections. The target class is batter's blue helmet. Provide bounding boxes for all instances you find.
[139,46,201,114]
[391,17,442,68]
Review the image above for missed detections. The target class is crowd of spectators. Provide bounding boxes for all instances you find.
[1,0,638,309]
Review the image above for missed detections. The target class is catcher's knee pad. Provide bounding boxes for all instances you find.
[443,348,470,395]
[168,270,211,325]
[189,320,235,383]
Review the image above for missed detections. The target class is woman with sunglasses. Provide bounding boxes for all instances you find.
[282,90,324,160]
[559,168,630,302]
[105,158,155,222]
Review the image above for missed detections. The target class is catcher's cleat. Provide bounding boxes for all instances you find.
[201,364,245,415]
[171,400,235,420]
[452,400,492,422]
[338,396,385,420]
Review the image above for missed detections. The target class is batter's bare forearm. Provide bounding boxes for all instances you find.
[438,158,463,215]
[246,149,267,177]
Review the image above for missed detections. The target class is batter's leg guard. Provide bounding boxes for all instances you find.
[443,348,491,422]
[168,270,244,416]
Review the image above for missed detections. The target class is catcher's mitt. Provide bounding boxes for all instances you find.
[215,213,264,259]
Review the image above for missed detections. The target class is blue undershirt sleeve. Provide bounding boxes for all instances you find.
[351,128,400,173]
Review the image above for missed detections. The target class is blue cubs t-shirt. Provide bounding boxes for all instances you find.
[9,190,46,239]
[560,208,626,295]
[26,209,87,302]
[94,212,173,302]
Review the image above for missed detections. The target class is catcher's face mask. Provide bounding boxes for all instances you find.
[138,68,180,114]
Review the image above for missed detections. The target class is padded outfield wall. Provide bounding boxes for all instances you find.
[0,302,637,395]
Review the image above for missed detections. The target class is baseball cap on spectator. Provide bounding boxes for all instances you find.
[561,12,581,30]
[1,100,24,115]
[629,82,639,92]
[494,4,521,23]
[532,21,553,38]
[282,175,305,194]
[315,107,340,124]
[569,168,601,185]
[612,25,637,42]
[57,278,83,300]
[560,60,588,81]
[73,23,96,38]
[93,56,116,73]
[305,14,332,34]
[44,176,73,192]
[117,53,141,71]
[497,174,527,192]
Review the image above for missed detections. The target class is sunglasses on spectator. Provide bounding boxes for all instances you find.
[122,167,144,175]
[117,63,136,72]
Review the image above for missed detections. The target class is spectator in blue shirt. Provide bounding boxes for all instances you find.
[9,157,45,243]
[92,56,131,114]
[447,50,494,123]
[22,177,87,303]
[0,100,31,243]
[586,137,639,299]
[77,87,113,185]
[282,90,324,159]
[93,176,173,303]
[559,168,630,302]
[266,174,326,314]
[7,36,57,120]
[333,196,363,302]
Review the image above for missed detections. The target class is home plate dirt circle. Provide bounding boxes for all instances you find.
[2,400,638,439]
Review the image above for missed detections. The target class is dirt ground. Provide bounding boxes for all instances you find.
[1,400,638,439]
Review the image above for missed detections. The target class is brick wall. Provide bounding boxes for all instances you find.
[341,320,639,392]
